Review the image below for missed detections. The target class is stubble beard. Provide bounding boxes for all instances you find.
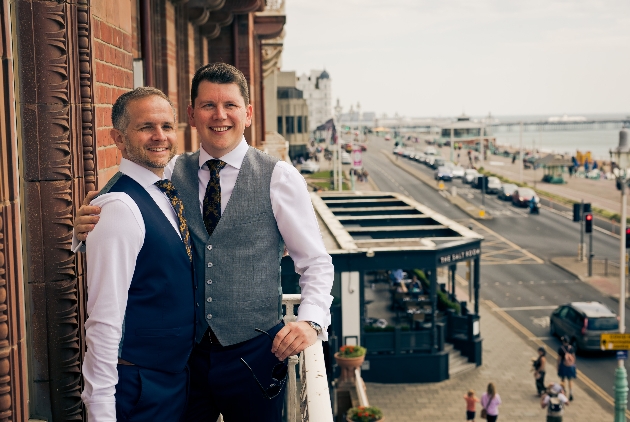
[124,136,177,169]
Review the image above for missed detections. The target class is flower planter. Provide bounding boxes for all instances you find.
[334,352,365,382]
[347,417,384,422]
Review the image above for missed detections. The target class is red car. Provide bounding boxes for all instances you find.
[512,187,538,207]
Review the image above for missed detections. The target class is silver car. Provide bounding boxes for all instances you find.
[550,302,619,351]
[463,169,479,184]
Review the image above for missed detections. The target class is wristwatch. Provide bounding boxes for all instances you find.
[307,321,322,335]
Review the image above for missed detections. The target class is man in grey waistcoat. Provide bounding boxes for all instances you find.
[75,63,334,421]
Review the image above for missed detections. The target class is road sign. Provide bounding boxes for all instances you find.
[617,350,628,360]
[352,147,362,169]
[600,333,630,350]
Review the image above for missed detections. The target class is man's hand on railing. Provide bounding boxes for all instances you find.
[271,321,318,361]
[75,191,101,242]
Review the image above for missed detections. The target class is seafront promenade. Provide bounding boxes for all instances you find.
[439,144,627,216]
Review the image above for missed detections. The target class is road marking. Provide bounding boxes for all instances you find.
[468,219,544,264]
[531,316,550,328]
[485,299,629,418]
[499,306,558,311]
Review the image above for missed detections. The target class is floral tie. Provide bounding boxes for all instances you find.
[202,159,227,237]
[154,180,192,262]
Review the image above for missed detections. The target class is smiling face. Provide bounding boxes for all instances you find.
[188,81,252,158]
[112,95,177,176]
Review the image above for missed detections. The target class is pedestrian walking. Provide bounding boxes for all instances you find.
[541,382,569,422]
[512,153,516,164]
[533,347,547,396]
[480,382,502,422]
[363,169,369,183]
[557,337,576,401]
[464,389,480,421]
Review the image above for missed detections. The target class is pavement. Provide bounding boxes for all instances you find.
[365,300,614,421]
[551,256,628,301]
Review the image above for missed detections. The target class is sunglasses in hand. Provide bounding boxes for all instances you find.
[240,328,289,400]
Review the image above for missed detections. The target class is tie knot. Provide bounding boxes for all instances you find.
[206,159,227,174]
[155,179,176,195]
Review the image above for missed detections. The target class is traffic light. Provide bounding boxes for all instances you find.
[573,204,581,222]
[584,213,593,233]
[626,228,630,248]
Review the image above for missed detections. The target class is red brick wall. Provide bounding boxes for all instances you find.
[92,0,134,188]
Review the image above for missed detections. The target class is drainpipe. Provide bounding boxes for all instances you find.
[140,0,154,86]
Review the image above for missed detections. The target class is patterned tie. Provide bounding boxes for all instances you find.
[154,180,193,262]
[202,159,227,236]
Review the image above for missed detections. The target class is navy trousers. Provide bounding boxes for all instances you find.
[182,322,286,422]
[115,364,188,421]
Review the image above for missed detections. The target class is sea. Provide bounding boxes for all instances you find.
[487,114,628,161]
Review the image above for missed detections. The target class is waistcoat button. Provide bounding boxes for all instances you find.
[207,279,212,285]
[207,245,212,251]
[207,297,212,303]
[207,262,213,268]
[207,314,212,320]
[196,303,199,307]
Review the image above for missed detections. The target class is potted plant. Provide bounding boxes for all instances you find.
[346,406,384,422]
[334,345,366,382]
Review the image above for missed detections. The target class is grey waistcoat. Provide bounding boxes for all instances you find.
[172,147,285,346]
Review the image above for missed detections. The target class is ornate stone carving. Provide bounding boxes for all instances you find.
[15,0,92,418]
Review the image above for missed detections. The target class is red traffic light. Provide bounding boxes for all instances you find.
[626,228,630,235]
[585,214,593,221]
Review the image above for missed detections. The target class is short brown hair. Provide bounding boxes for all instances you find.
[112,87,175,131]
[190,63,250,106]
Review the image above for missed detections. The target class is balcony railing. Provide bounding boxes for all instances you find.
[282,294,333,422]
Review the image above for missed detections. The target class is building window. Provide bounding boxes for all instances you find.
[297,116,303,133]
[278,116,283,135]
[286,116,295,134]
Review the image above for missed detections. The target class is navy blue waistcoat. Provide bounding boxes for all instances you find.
[105,174,195,373]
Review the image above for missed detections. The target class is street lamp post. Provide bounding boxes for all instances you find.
[610,126,630,422]
[334,100,343,191]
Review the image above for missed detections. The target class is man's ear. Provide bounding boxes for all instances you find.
[245,103,253,128]
[187,104,196,128]
[112,128,125,152]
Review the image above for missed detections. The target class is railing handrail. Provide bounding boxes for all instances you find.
[282,294,333,422]
[354,368,370,407]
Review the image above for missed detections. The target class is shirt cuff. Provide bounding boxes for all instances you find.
[84,399,117,422]
[297,303,329,341]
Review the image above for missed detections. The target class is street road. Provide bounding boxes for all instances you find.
[359,135,629,405]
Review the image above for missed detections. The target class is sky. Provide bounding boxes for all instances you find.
[281,0,630,118]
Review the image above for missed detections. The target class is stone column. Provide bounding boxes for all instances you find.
[14,0,96,419]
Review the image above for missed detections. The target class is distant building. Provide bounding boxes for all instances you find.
[277,71,310,159]
[296,70,332,131]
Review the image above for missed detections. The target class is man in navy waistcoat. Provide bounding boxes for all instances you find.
[75,63,334,421]
[80,87,196,421]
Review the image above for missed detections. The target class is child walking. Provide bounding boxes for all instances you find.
[464,389,480,421]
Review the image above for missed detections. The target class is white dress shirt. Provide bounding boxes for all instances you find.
[163,138,334,338]
[81,159,181,421]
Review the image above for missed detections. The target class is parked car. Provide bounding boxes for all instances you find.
[463,169,479,184]
[426,156,436,167]
[414,152,427,163]
[486,176,502,194]
[424,147,438,156]
[431,157,445,169]
[451,165,465,179]
[550,302,619,351]
[512,187,538,207]
[300,160,320,174]
[341,152,352,164]
[434,166,453,181]
[384,135,391,141]
[498,183,518,200]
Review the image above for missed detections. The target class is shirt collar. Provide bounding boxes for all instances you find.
[119,158,163,187]
[199,137,249,171]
